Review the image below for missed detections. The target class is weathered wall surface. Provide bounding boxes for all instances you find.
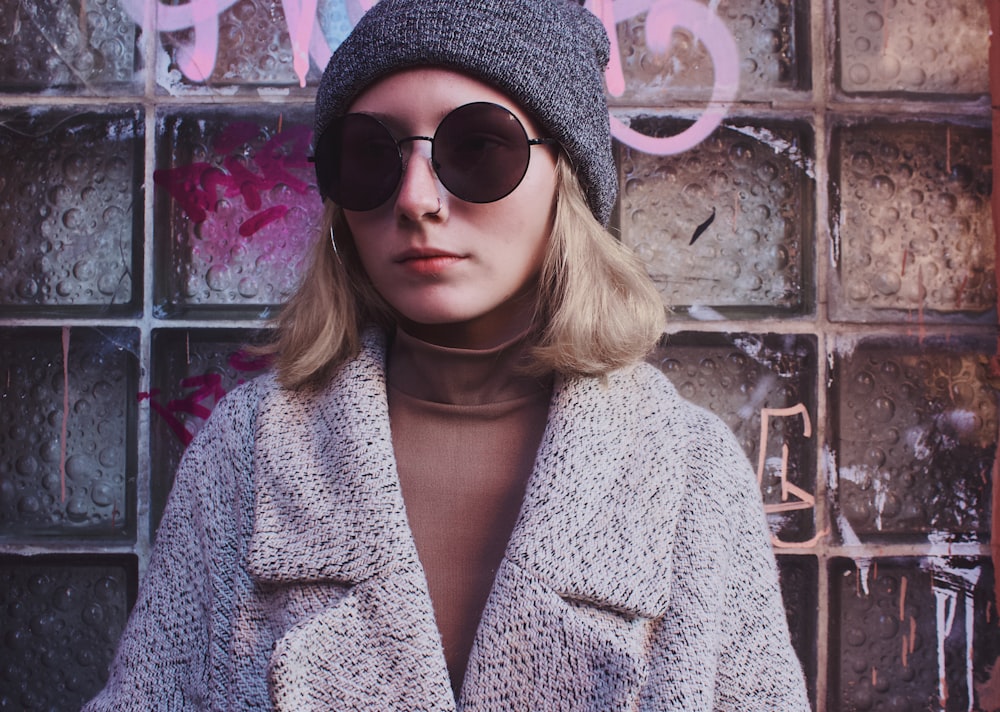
[0,1,994,709]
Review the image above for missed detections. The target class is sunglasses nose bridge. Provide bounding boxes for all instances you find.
[394,135,445,214]
[396,135,440,184]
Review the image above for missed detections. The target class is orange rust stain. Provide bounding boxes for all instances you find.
[899,576,907,621]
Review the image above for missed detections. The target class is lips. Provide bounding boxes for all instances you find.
[393,247,466,276]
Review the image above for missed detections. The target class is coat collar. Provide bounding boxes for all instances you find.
[247,328,685,617]
[247,329,419,584]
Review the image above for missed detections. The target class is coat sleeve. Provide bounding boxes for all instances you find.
[82,381,260,711]
[640,407,811,711]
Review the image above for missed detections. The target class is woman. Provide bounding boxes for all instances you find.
[86,0,810,709]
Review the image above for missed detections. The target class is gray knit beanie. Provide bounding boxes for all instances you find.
[314,0,616,225]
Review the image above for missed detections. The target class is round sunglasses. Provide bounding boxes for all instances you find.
[312,102,558,212]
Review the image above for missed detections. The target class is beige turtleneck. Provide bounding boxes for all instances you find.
[386,327,552,697]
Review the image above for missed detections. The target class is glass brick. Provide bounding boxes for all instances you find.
[836,0,989,96]
[650,332,817,543]
[0,555,135,710]
[829,558,998,711]
[607,0,809,105]
[0,108,143,316]
[147,328,269,534]
[620,118,813,317]
[157,0,324,92]
[0,0,141,93]
[777,555,818,706]
[154,107,320,317]
[830,121,994,322]
[831,337,995,542]
[0,328,137,538]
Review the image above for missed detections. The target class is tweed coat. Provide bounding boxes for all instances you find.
[85,329,810,711]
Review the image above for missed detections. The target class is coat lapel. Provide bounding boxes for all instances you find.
[246,330,455,711]
[461,367,689,710]
[244,331,688,711]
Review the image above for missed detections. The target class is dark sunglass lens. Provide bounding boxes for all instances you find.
[317,114,401,211]
[434,103,531,204]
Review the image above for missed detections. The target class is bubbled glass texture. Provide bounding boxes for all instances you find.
[830,558,997,712]
[778,555,819,705]
[831,121,994,321]
[158,0,323,91]
[837,0,989,96]
[0,109,142,314]
[0,328,137,538]
[154,108,320,317]
[650,333,817,543]
[147,329,268,533]
[832,338,995,542]
[0,0,139,92]
[621,119,812,316]
[608,0,808,105]
[0,556,135,710]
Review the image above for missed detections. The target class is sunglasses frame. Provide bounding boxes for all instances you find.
[311,101,558,211]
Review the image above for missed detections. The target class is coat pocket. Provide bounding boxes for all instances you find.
[460,559,654,712]
[265,568,456,712]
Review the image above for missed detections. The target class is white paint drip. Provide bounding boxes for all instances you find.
[856,558,872,596]
[934,587,958,707]
[927,563,981,710]
[872,478,886,531]
[727,124,815,179]
[687,304,726,321]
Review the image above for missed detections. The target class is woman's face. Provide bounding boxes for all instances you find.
[341,67,559,349]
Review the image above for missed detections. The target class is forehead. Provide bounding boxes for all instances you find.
[346,67,543,133]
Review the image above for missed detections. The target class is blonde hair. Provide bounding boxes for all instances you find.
[262,154,666,389]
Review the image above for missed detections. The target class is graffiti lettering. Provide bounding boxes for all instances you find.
[756,403,829,547]
[138,351,270,446]
[932,571,979,709]
[153,124,312,233]
[123,0,737,154]
[588,0,739,155]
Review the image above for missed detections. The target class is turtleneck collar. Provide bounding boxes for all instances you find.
[387,327,552,407]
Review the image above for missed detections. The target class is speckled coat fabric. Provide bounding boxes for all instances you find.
[85,329,810,711]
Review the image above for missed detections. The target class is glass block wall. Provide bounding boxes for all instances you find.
[0,0,994,709]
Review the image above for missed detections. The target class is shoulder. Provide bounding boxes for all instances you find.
[588,361,758,503]
[586,361,740,451]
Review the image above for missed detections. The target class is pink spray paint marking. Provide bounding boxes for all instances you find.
[153,123,312,239]
[120,0,241,82]
[283,0,320,87]
[139,374,227,447]
[140,350,272,447]
[590,0,740,155]
[125,0,736,156]
[238,205,290,237]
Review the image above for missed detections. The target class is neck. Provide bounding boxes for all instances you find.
[387,326,550,406]
[396,284,538,350]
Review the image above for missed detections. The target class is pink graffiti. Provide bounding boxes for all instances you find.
[119,0,374,87]
[138,350,271,447]
[153,124,311,237]
[589,0,739,155]
[125,0,736,155]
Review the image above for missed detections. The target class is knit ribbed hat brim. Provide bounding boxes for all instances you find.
[314,0,616,225]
